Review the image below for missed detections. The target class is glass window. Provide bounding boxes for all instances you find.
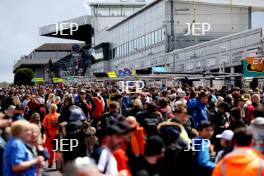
[117,47,119,57]
[122,44,125,56]
[124,44,127,55]
[125,43,128,55]
[133,8,141,13]
[151,32,155,45]
[97,7,110,16]
[133,39,137,50]
[120,45,122,56]
[146,34,149,47]
[149,33,152,46]
[129,41,133,53]
[123,44,125,56]
[91,7,96,16]
[113,48,116,59]
[127,43,129,54]
[128,42,130,54]
[159,29,162,42]
[122,8,134,16]
[110,8,121,16]
[141,36,145,48]
[154,30,159,43]
[137,38,141,49]
[161,28,165,41]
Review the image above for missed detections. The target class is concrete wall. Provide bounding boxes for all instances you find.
[92,17,125,34]
[170,2,249,35]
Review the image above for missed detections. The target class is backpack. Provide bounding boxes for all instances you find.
[142,115,162,136]
[161,142,197,176]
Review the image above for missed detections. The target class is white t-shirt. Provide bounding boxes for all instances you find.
[97,147,118,176]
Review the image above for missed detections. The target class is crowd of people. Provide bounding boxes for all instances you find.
[0,83,263,176]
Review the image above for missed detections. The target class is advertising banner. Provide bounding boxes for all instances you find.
[32,78,44,83]
[52,78,64,83]
[243,57,264,78]
[107,71,117,78]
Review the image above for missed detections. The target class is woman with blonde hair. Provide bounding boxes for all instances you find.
[215,96,224,108]
[42,103,60,168]
[12,95,21,107]
[127,99,143,116]
[53,96,62,113]
[27,123,49,176]
[46,93,55,108]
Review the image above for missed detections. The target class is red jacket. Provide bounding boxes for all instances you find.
[245,105,254,124]
[92,97,104,118]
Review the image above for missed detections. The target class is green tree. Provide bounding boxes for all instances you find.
[14,68,34,86]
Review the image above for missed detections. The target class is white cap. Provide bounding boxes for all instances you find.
[216,130,234,141]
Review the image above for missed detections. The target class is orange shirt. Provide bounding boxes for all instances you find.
[131,127,146,155]
[42,112,60,139]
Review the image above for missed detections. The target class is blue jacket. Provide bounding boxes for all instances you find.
[187,98,197,112]
[191,100,208,128]
[194,137,215,171]
[121,96,130,110]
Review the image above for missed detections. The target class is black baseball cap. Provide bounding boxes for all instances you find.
[107,121,134,136]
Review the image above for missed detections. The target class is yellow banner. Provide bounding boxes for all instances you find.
[132,69,137,76]
[32,78,44,82]
[52,78,64,83]
[107,71,117,78]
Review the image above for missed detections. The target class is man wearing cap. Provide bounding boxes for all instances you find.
[237,94,252,124]
[215,130,234,163]
[91,121,132,175]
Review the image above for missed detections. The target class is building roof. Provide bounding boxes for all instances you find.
[35,43,85,51]
[107,0,264,31]
[86,0,151,6]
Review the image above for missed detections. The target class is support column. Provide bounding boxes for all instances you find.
[248,7,252,29]
[230,66,235,86]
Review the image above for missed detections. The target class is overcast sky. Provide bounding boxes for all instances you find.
[0,0,264,82]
